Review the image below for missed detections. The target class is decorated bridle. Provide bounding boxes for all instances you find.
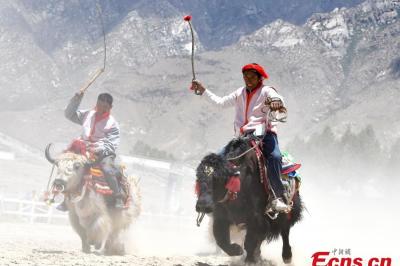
[195,162,241,226]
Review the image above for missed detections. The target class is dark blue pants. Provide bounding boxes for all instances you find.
[101,155,122,196]
[218,132,284,197]
[262,132,284,197]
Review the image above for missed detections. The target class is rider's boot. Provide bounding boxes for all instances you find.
[105,175,125,209]
[265,192,291,216]
[270,197,289,212]
[114,193,125,209]
[271,192,291,212]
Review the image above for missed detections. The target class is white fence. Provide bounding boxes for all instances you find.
[0,195,67,224]
[0,151,14,160]
[120,155,171,170]
[0,155,196,226]
[0,195,199,229]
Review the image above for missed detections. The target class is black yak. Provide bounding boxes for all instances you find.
[195,135,303,263]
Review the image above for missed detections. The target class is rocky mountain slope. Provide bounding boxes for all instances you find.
[0,0,399,160]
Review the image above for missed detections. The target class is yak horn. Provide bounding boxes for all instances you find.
[45,143,56,165]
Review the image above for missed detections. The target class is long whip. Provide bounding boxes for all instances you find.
[79,2,107,94]
[184,15,201,95]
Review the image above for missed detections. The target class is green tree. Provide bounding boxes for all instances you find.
[131,140,175,161]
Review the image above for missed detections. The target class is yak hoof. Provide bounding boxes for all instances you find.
[283,257,292,264]
[282,248,292,264]
[245,256,258,264]
[82,244,91,254]
[114,243,125,256]
[245,251,261,264]
[226,243,243,256]
[103,242,125,256]
[282,246,292,264]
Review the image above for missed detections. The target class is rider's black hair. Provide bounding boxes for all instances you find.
[97,93,113,106]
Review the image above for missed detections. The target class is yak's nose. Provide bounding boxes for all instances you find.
[53,179,67,193]
[196,193,214,213]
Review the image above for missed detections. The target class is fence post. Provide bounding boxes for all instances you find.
[18,198,23,219]
[0,194,3,216]
[47,205,53,224]
[30,199,36,224]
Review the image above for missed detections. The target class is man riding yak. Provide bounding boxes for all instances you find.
[192,63,296,213]
[57,89,124,210]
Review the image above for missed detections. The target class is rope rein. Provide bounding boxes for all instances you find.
[46,164,56,193]
[262,97,288,123]
[196,212,205,227]
[70,183,88,203]
[226,140,261,161]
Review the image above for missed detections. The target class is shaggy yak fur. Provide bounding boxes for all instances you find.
[45,147,141,255]
[195,136,303,263]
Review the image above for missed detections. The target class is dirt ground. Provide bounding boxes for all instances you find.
[1,157,398,266]
[0,211,305,266]
[0,221,231,266]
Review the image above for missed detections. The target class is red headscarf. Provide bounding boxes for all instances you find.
[242,63,269,79]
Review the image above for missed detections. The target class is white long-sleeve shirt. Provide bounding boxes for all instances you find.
[64,94,120,156]
[203,84,284,136]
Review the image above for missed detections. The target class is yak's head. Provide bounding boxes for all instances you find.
[195,153,236,213]
[45,143,90,194]
[224,136,255,164]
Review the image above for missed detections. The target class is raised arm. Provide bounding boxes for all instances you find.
[192,80,237,108]
[64,92,89,125]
